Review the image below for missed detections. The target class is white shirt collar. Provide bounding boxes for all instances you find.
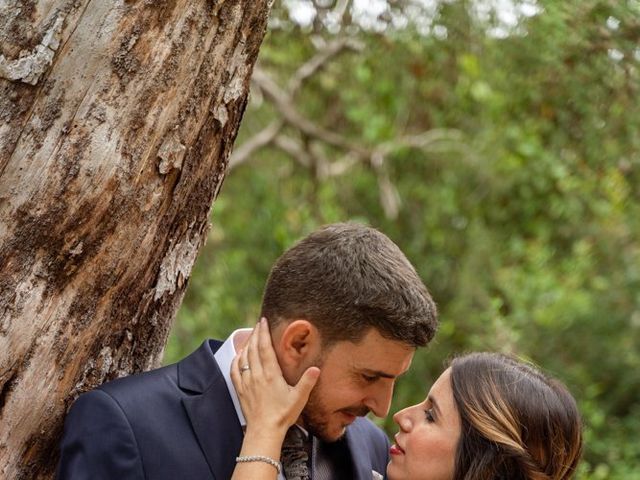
[213,328,252,427]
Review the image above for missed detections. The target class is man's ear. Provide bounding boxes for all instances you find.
[275,320,322,372]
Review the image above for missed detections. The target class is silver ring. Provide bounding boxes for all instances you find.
[240,365,251,373]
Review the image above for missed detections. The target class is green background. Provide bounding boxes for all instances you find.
[165,1,640,477]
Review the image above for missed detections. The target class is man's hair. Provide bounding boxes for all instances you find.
[260,222,437,347]
[450,353,583,480]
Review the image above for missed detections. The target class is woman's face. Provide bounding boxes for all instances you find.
[387,368,461,480]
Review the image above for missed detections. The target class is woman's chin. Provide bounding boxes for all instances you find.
[385,461,399,480]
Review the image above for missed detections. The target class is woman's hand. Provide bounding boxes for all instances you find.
[231,318,320,440]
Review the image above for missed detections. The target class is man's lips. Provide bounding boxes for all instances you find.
[338,406,369,423]
[341,411,356,423]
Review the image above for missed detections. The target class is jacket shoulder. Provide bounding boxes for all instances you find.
[99,362,179,398]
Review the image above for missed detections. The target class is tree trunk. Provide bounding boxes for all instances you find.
[0,0,271,477]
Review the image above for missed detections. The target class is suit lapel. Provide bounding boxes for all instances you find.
[318,419,387,480]
[344,425,375,480]
[179,340,244,480]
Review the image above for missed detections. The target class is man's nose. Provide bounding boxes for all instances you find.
[364,381,395,418]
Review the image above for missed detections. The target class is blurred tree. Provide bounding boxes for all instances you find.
[167,1,640,477]
[0,0,271,476]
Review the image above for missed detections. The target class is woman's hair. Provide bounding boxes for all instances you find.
[449,353,583,480]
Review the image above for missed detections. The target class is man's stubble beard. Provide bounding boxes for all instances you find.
[300,370,370,443]
[301,385,336,442]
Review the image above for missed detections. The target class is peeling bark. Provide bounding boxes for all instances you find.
[0,0,271,477]
[0,13,64,85]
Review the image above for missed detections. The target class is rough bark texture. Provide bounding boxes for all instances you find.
[0,0,271,477]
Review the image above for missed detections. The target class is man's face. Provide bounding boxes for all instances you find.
[300,328,415,442]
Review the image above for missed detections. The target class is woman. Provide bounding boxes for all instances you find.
[231,320,582,479]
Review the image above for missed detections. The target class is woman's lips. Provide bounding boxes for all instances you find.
[390,444,404,455]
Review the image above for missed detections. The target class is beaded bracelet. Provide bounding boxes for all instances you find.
[235,455,282,473]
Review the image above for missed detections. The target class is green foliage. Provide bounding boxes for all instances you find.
[166,1,640,477]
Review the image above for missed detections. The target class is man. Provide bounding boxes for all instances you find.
[57,222,437,479]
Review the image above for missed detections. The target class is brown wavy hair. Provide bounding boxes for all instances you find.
[261,222,437,347]
[449,353,583,480]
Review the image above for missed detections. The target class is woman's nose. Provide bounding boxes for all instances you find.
[393,407,412,432]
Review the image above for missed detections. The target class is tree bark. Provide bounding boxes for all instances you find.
[0,0,271,477]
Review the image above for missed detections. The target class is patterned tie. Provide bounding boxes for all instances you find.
[281,426,311,480]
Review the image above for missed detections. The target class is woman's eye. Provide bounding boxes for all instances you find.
[425,408,435,423]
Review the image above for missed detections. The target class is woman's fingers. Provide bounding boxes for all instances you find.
[238,345,249,378]
[231,353,243,395]
[257,318,282,373]
[294,366,320,402]
[247,320,263,376]
[232,322,322,432]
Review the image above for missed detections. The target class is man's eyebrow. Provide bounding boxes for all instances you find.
[359,368,401,379]
[427,394,442,417]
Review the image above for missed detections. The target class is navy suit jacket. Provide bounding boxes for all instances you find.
[57,339,390,479]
